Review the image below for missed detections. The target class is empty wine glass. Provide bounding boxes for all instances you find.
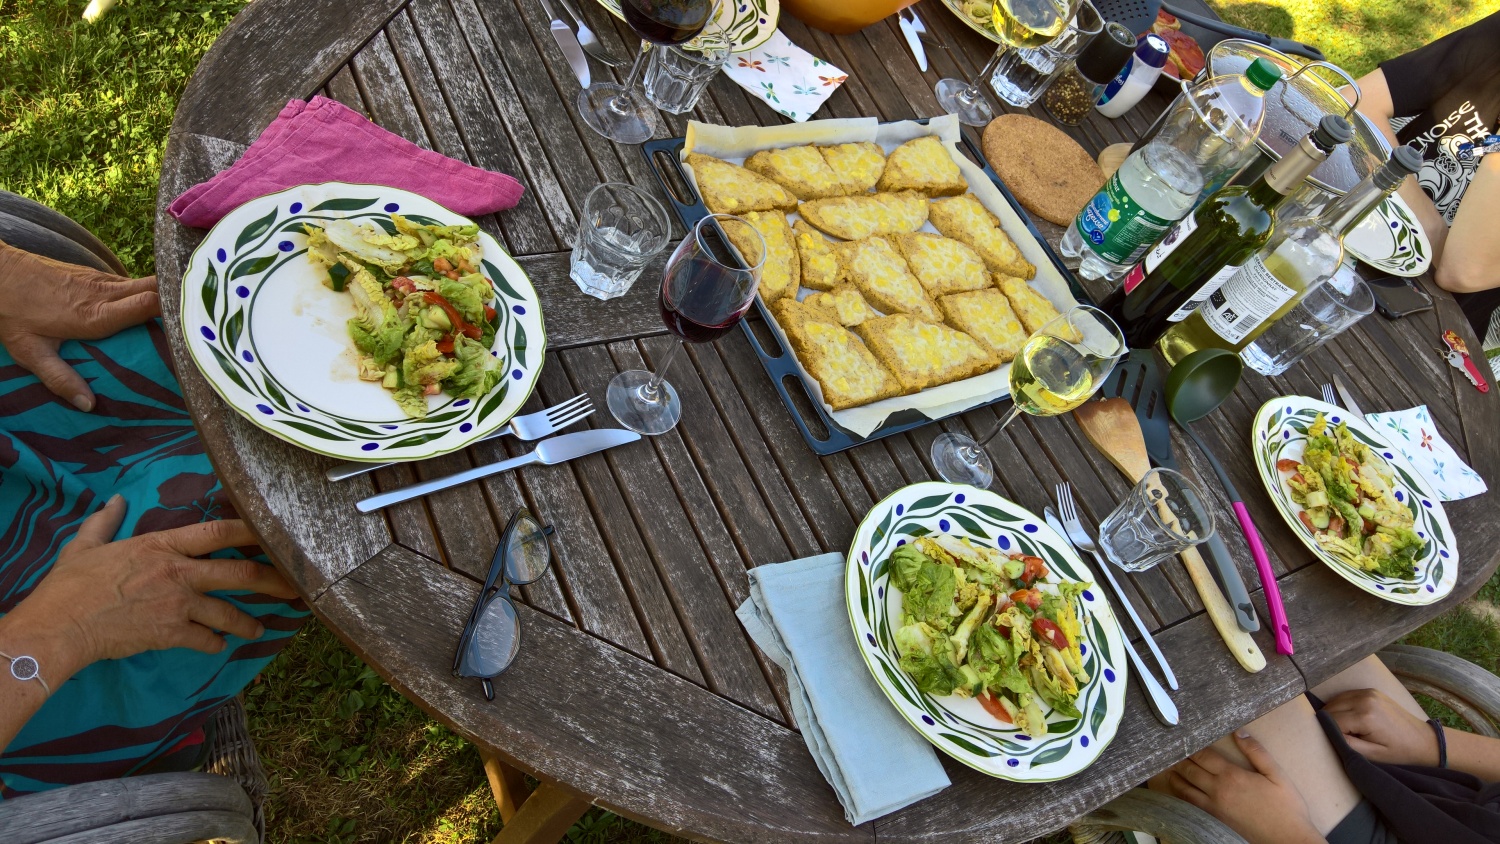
[608,214,764,435]
[931,305,1126,487]
[577,0,714,144]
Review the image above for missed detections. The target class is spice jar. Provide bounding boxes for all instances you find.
[1043,22,1135,126]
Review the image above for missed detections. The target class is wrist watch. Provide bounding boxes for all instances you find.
[0,651,50,697]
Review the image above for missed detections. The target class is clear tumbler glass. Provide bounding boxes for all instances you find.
[1099,467,1215,572]
[570,182,672,300]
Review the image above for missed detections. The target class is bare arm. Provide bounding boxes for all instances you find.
[1,498,297,753]
[1323,688,1500,781]
[1352,69,1451,263]
[1434,153,1500,293]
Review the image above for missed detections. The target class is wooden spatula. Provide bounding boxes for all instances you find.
[1074,399,1267,673]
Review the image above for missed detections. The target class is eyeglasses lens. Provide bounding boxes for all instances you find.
[505,516,552,585]
[460,596,520,678]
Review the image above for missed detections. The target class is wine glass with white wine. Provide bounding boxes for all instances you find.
[935,0,1081,126]
[931,305,1126,487]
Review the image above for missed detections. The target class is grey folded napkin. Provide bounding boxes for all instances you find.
[736,552,949,826]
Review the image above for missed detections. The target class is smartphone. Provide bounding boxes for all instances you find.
[1368,274,1435,319]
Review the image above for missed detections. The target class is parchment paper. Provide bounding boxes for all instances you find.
[682,114,1080,438]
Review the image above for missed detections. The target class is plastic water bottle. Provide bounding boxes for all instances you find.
[1062,57,1282,281]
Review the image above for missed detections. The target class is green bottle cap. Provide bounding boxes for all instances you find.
[1244,57,1283,91]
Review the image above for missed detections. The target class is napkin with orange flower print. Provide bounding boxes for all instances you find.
[723,30,848,122]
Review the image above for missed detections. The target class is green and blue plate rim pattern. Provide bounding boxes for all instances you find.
[844,481,1128,782]
[1250,397,1457,606]
[179,182,547,463]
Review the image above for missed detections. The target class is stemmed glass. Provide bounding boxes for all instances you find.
[577,0,714,144]
[608,214,765,435]
[934,0,1080,126]
[931,305,1126,487]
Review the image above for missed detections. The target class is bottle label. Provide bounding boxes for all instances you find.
[1074,172,1176,265]
[1165,263,1241,323]
[1142,214,1198,275]
[1199,257,1297,343]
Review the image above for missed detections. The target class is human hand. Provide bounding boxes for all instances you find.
[9,495,299,676]
[0,244,159,411]
[1163,732,1324,844]
[1322,688,1438,767]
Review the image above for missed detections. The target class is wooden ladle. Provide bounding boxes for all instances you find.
[1074,398,1267,673]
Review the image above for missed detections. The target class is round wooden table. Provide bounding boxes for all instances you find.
[155,0,1500,840]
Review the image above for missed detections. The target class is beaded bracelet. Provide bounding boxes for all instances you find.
[1427,718,1448,768]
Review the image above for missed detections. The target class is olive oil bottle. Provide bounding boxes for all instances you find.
[1102,115,1354,349]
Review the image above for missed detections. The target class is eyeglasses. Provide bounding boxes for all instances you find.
[453,508,554,700]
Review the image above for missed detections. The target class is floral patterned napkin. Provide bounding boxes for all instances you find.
[722,30,848,122]
[1366,405,1488,500]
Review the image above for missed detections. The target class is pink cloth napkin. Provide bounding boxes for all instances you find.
[169,96,525,228]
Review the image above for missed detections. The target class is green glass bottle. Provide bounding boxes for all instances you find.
[1102,114,1354,349]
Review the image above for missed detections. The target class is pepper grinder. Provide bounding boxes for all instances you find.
[1043,22,1136,126]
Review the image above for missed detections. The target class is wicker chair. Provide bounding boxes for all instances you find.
[1070,645,1500,844]
[0,198,268,843]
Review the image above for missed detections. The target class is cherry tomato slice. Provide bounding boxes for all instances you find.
[1033,617,1069,650]
[1010,589,1042,610]
[436,335,455,355]
[1297,511,1317,533]
[1019,555,1048,586]
[1277,459,1301,473]
[484,304,497,323]
[977,692,1014,724]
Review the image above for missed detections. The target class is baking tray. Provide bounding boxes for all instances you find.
[641,121,1087,456]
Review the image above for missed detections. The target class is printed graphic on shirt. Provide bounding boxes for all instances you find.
[1408,100,1493,224]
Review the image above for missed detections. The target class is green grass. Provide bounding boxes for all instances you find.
[2,0,1499,840]
[1210,0,1500,79]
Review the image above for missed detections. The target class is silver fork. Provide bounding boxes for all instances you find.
[556,0,628,67]
[1055,484,1180,726]
[1320,383,1337,405]
[325,394,594,482]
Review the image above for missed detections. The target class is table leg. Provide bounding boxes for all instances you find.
[490,781,592,844]
[481,750,532,823]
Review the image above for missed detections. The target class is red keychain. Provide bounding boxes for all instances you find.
[1441,330,1490,393]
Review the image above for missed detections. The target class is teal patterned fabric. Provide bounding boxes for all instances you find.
[0,320,308,799]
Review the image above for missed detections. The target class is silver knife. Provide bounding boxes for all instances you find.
[1046,508,1180,727]
[1332,374,1367,422]
[897,9,929,73]
[357,428,638,512]
[539,0,591,88]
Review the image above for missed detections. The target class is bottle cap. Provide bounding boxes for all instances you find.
[1312,114,1354,150]
[1244,57,1282,91]
[1135,33,1169,69]
[1077,23,1138,84]
[1371,144,1424,189]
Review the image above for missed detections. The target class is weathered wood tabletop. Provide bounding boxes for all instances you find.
[154,1,1500,840]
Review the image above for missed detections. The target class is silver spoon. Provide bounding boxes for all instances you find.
[556,0,629,67]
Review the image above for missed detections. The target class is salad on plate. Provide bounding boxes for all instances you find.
[888,534,1090,736]
[1279,412,1428,580]
[304,214,503,418]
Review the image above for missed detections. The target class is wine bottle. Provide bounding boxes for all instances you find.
[1158,145,1424,365]
[1103,114,1354,348]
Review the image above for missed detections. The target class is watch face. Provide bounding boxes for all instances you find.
[10,656,38,682]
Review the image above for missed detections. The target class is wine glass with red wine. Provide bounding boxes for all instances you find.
[577,0,713,144]
[608,214,764,435]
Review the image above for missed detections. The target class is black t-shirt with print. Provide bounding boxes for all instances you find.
[1380,12,1500,225]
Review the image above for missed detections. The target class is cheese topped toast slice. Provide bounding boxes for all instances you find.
[770,298,902,410]
[798,192,930,241]
[745,145,846,200]
[928,194,1036,280]
[995,274,1079,339]
[686,153,797,215]
[853,314,999,393]
[817,142,886,195]
[877,135,968,196]
[938,288,1027,363]
[793,220,841,291]
[835,237,940,323]
[729,211,799,304]
[805,283,880,327]
[892,233,992,297]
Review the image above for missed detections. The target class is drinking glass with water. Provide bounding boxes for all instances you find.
[571,182,672,300]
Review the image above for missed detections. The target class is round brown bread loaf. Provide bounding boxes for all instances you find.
[981,115,1104,226]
